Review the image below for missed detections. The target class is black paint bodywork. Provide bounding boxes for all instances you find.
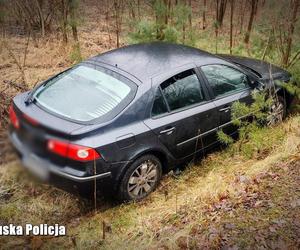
[9,42,292,195]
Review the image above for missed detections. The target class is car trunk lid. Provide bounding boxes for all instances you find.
[12,92,84,161]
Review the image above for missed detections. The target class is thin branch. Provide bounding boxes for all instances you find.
[287,50,300,68]
[23,32,30,68]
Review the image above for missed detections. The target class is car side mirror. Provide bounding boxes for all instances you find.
[249,79,264,90]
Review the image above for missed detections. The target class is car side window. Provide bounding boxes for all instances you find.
[152,87,168,116]
[201,65,249,98]
[159,69,205,112]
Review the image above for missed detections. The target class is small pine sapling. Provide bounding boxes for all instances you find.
[217,90,274,158]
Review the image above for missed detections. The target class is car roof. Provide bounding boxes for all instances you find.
[87,42,219,83]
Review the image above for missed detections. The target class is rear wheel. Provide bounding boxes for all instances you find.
[117,155,162,202]
[267,95,286,126]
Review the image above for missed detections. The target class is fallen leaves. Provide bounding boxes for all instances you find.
[290,199,300,208]
[173,159,300,249]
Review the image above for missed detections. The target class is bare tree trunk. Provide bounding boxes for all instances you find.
[104,0,112,45]
[154,0,169,40]
[128,0,136,20]
[168,0,172,23]
[244,0,258,45]
[239,0,246,34]
[61,0,68,43]
[216,0,227,28]
[229,0,234,54]
[188,0,192,29]
[216,0,219,26]
[0,1,4,34]
[183,24,186,43]
[215,25,218,53]
[69,0,79,41]
[164,0,169,25]
[282,0,300,66]
[114,0,121,48]
[202,0,206,30]
[261,29,272,60]
[214,0,227,51]
[35,0,45,37]
[137,0,141,20]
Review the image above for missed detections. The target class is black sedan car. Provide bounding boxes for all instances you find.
[9,42,293,201]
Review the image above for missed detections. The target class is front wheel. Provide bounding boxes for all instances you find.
[267,95,286,126]
[117,155,162,202]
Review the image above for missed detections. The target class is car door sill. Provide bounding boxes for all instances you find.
[177,114,250,147]
[176,127,217,147]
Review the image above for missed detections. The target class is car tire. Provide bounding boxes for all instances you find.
[267,95,286,126]
[117,154,162,202]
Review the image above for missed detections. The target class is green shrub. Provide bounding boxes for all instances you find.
[217,130,234,145]
[69,42,82,63]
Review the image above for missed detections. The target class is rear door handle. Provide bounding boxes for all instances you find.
[160,127,175,135]
[219,106,231,112]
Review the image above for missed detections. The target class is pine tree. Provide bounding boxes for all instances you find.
[128,0,192,44]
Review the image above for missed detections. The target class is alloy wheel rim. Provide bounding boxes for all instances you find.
[127,160,158,198]
[267,100,284,126]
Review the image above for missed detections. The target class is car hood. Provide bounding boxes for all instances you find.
[218,54,291,81]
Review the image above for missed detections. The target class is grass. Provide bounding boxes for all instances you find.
[1,115,299,249]
[0,162,87,225]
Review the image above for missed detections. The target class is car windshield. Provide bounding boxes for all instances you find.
[35,65,135,122]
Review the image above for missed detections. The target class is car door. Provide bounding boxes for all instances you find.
[143,67,218,159]
[199,64,253,136]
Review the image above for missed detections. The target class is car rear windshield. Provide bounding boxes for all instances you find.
[35,64,137,123]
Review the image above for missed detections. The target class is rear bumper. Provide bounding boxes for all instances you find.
[9,131,112,183]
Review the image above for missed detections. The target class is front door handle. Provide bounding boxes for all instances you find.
[160,127,175,135]
[219,106,231,112]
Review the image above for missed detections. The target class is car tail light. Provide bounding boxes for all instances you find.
[47,139,101,161]
[9,105,20,129]
[23,113,39,126]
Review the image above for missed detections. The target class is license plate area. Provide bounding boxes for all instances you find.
[23,154,49,181]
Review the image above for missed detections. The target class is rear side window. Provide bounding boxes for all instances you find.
[160,69,205,111]
[201,64,249,98]
[152,88,168,116]
[35,65,136,122]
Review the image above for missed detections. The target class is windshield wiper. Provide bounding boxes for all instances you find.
[24,82,45,105]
